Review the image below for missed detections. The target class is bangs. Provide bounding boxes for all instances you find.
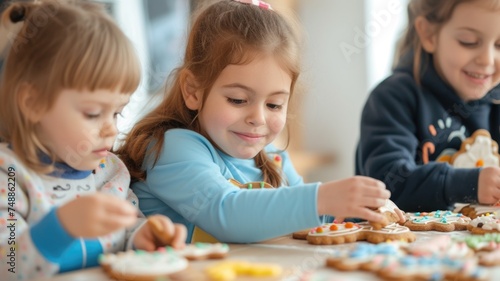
[51,17,141,94]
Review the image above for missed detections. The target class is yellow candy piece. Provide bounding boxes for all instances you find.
[205,261,282,280]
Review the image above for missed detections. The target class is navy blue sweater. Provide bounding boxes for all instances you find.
[356,53,500,211]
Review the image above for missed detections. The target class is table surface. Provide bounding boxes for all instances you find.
[34,230,500,281]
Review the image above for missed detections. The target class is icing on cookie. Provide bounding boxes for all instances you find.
[461,233,500,250]
[379,199,398,213]
[405,210,470,225]
[166,242,229,259]
[453,135,499,168]
[405,235,471,258]
[307,222,362,237]
[379,256,486,280]
[470,215,500,231]
[99,250,188,276]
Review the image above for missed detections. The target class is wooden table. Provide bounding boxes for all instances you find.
[34,231,500,281]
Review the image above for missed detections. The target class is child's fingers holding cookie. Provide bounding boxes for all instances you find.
[148,215,187,249]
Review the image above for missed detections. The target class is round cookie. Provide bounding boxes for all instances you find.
[451,129,500,168]
[99,249,188,281]
[403,210,471,232]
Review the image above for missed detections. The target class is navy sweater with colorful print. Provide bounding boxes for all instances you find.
[356,52,500,212]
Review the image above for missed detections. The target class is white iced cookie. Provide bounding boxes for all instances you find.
[451,129,500,168]
[99,249,188,281]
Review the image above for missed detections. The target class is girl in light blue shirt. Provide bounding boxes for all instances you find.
[117,0,399,243]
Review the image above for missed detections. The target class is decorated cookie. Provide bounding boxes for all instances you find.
[326,242,404,272]
[451,129,500,168]
[455,203,500,219]
[458,233,500,266]
[325,240,487,281]
[99,249,189,281]
[468,214,500,234]
[298,222,415,245]
[376,255,488,281]
[403,210,471,232]
[404,235,472,259]
[205,260,282,281]
[168,242,229,260]
[370,199,402,230]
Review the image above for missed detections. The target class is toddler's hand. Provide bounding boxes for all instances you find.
[133,215,187,251]
[478,167,500,204]
[57,193,138,237]
[317,176,390,222]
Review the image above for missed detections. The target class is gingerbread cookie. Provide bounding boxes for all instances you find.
[451,129,500,168]
[403,210,471,232]
[455,203,500,219]
[376,255,488,281]
[458,233,500,266]
[370,199,402,230]
[404,235,472,258]
[99,249,189,281]
[468,214,500,234]
[326,242,404,272]
[298,222,415,245]
[325,240,487,281]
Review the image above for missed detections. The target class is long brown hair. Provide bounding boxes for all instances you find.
[116,0,301,186]
[395,0,500,83]
[0,0,141,173]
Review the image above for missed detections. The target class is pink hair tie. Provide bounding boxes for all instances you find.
[234,0,273,10]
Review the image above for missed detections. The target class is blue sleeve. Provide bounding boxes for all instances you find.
[356,75,479,211]
[30,208,76,262]
[144,129,321,243]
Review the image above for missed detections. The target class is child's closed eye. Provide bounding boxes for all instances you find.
[84,113,100,119]
[267,103,282,110]
[458,40,478,47]
[227,98,246,105]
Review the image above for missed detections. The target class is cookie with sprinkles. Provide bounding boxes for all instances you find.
[468,214,500,234]
[305,222,416,245]
[326,242,405,272]
[458,233,500,266]
[455,203,500,219]
[376,255,488,281]
[403,210,471,232]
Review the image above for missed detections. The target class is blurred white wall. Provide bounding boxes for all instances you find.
[297,0,408,182]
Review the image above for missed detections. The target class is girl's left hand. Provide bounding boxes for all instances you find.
[133,215,187,251]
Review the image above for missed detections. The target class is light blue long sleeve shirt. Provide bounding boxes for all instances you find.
[132,129,322,243]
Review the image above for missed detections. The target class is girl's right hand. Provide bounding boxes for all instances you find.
[57,193,138,238]
[478,166,500,205]
[317,176,390,222]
